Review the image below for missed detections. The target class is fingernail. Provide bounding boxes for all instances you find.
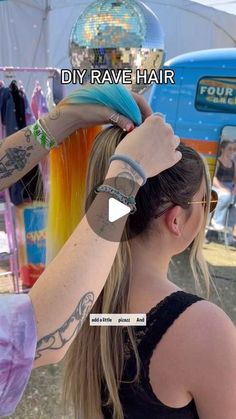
[153,112,166,121]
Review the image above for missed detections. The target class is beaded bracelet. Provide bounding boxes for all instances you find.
[95,184,137,214]
[109,154,147,186]
[28,119,57,151]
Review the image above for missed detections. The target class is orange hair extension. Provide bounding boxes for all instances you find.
[47,126,101,262]
[45,83,142,262]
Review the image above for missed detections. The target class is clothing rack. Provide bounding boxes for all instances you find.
[0,67,61,86]
[0,67,64,106]
[0,66,59,74]
[0,67,64,292]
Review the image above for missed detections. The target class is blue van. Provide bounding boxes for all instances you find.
[149,48,236,178]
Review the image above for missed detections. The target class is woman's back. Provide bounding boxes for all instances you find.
[102,289,236,419]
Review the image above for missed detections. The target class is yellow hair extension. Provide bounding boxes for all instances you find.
[47,126,101,263]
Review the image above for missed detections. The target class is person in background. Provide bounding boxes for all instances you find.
[233,139,236,162]
[211,140,236,234]
[0,88,182,417]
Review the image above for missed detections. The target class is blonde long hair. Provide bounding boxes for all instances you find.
[63,126,213,419]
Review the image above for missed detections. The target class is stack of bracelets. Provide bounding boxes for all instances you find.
[29,119,147,215]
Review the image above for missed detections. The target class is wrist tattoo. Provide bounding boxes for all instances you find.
[48,107,61,120]
[0,145,33,180]
[114,171,135,196]
[35,291,94,360]
[24,128,33,143]
[113,161,142,193]
[95,214,115,234]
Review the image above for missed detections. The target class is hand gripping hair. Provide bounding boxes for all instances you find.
[47,83,142,262]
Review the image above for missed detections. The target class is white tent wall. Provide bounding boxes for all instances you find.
[1,0,236,70]
[0,0,51,98]
[0,0,236,97]
[0,0,48,67]
[46,0,236,72]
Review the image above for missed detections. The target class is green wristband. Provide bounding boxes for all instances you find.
[29,120,57,151]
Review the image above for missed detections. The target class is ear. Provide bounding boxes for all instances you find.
[164,206,184,237]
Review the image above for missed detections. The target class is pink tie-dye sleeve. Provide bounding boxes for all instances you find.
[0,294,37,417]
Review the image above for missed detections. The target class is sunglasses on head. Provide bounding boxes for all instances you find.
[154,190,218,219]
[187,189,218,213]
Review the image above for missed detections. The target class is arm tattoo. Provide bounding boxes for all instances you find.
[0,145,33,179]
[114,171,135,195]
[35,291,94,360]
[114,161,142,192]
[0,128,36,182]
[24,128,33,143]
[95,214,115,234]
[48,107,61,120]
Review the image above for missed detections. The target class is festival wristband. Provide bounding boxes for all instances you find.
[29,120,57,151]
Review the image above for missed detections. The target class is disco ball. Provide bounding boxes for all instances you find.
[69,0,165,93]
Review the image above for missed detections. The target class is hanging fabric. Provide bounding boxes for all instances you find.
[0,80,43,205]
[19,81,35,126]
[31,81,49,119]
[9,80,26,129]
[0,81,6,140]
[0,83,19,136]
[46,79,56,111]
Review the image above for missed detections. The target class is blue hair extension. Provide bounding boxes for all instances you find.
[65,83,142,127]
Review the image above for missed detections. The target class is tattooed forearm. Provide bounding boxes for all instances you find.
[0,145,33,179]
[0,127,47,191]
[35,291,94,360]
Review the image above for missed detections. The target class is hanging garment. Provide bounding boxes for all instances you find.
[31,82,49,119]
[18,85,36,126]
[0,80,43,205]
[23,93,36,125]
[0,86,19,136]
[9,80,26,129]
[52,70,64,105]
[0,86,6,140]
[46,79,56,111]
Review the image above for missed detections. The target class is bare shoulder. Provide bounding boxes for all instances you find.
[181,298,236,418]
[179,298,236,359]
[182,296,234,324]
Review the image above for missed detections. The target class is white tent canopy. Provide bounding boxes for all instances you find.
[0,0,235,96]
[0,0,235,69]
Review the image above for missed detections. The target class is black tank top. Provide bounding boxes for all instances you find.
[102,290,205,419]
[216,159,235,183]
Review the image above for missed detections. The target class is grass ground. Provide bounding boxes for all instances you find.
[2,241,236,419]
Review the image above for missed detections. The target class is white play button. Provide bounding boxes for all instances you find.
[108,198,131,222]
[85,176,140,242]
